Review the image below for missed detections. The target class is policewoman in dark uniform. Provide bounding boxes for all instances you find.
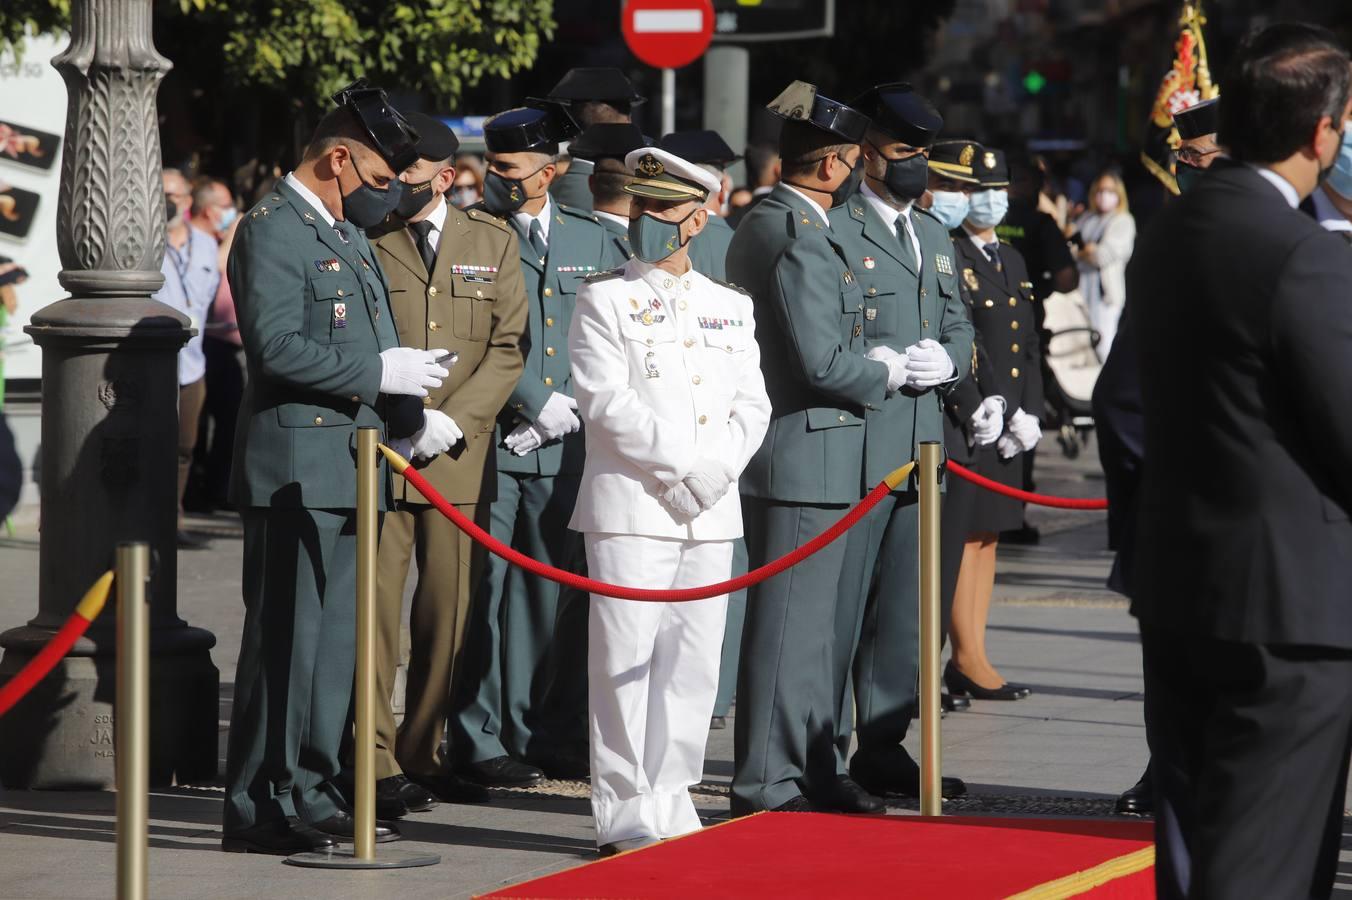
[942,145,1040,703]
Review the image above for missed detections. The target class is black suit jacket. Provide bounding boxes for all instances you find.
[1127,159,1352,648]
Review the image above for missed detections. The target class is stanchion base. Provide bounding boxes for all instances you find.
[284,847,441,869]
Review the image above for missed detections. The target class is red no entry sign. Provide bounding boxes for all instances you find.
[622,0,714,70]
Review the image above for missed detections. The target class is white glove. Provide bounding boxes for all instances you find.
[410,410,463,461]
[379,347,451,398]
[903,339,956,389]
[1009,408,1043,452]
[503,422,544,456]
[661,482,702,519]
[683,458,736,511]
[969,396,1007,446]
[865,345,909,393]
[536,392,581,441]
[997,433,1022,459]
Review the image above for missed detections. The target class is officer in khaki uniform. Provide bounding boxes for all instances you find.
[448,102,626,787]
[366,115,529,815]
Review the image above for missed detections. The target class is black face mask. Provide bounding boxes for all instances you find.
[395,178,437,220]
[482,163,549,216]
[877,149,930,201]
[341,156,405,228]
[165,193,177,223]
[830,158,864,207]
[1175,161,1205,194]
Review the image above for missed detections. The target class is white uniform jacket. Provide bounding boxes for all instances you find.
[568,258,771,541]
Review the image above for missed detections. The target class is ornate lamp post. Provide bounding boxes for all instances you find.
[0,0,218,789]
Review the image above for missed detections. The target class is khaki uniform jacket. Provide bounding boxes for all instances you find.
[371,202,529,505]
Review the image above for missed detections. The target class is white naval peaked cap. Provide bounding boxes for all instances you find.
[622,146,721,202]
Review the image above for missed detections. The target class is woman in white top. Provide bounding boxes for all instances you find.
[1073,171,1136,360]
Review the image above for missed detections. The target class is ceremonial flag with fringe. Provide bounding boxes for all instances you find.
[1141,2,1219,195]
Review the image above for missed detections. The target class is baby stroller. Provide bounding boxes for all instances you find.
[1039,288,1102,459]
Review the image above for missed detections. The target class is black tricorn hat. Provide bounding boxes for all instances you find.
[1174,97,1220,140]
[406,112,461,161]
[484,99,581,153]
[852,83,943,149]
[547,67,646,106]
[569,123,648,162]
[330,79,421,172]
[659,129,742,168]
[766,80,870,144]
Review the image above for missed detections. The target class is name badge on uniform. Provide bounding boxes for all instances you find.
[462,274,495,284]
[314,258,341,273]
[935,254,954,276]
[333,301,347,328]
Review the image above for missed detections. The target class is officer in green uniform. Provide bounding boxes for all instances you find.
[448,101,626,787]
[658,128,743,726]
[222,84,449,854]
[728,82,895,816]
[546,68,646,212]
[572,122,648,260]
[826,86,973,800]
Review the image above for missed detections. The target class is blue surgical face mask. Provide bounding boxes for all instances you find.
[216,205,238,232]
[1325,121,1352,199]
[928,190,970,230]
[628,207,698,263]
[966,189,1009,229]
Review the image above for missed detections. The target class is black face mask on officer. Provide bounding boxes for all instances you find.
[869,143,930,202]
[338,153,404,228]
[830,152,864,207]
[483,161,551,216]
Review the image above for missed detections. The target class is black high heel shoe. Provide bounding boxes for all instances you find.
[944,660,1031,701]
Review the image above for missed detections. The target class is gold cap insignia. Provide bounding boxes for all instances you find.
[983,150,996,170]
[636,154,665,178]
[959,144,975,167]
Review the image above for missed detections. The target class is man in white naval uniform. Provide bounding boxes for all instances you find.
[568,147,771,856]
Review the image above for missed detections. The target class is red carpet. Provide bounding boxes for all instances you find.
[480,813,1154,899]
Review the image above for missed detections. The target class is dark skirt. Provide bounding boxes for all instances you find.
[962,444,1025,534]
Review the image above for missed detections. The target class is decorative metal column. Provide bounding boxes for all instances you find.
[0,0,219,789]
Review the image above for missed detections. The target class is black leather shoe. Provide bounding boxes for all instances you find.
[1115,768,1153,816]
[942,692,970,712]
[377,774,438,815]
[710,715,727,730]
[456,755,545,788]
[944,661,1031,701]
[531,751,590,781]
[771,795,815,812]
[850,752,967,800]
[310,810,402,843]
[408,772,490,804]
[222,816,336,855]
[814,776,886,814]
[177,529,211,550]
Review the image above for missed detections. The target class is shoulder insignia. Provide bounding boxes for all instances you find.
[710,277,752,297]
[583,267,626,284]
[466,207,511,232]
[913,205,943,225]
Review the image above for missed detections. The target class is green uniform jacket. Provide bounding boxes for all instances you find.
[828,196,974,487]
[689,213,734,281]
[597,213,634,263]
[549,158,594,213]
[726,184,890,505]
[228,179,399,510]
[489,200,625,476]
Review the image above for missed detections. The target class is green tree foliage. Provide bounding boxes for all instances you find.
[1,0,555,111]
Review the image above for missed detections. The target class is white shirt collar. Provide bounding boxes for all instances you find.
[284,172,335,227]
[752,185,774,197]
[594,210,630,230]
[632,257,696,298]
[1251,165,1300,209]
[422,195,448,232]
[780,183,829,229]
[963,225,998,253]
[1312,185,1352,232]
[860,181,908,225]
[512,194,553,244]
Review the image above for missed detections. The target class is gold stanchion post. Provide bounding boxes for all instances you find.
[917,442,943,816]
[286,427,439,869]
[116,542,149,900]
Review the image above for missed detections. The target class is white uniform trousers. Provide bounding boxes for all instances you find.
[585,533,732,846]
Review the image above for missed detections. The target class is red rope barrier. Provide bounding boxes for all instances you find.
[946,460,1109,510]
[0,571,113,718]
[385,445,914,602]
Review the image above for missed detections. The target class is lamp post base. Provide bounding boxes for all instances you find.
[284,848,442,870]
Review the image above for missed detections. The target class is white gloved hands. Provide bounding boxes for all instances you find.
[902,339,956,390]
[379,347,451,397]
[865,345,908,392]
[997,433,1023,459]
[535,392,581,441]
[683,458,736,511]
[1008,408,1043,452]
[503,423,544,456]
[410,410,463,461]
[661,482,702,519]
[969,396,1008,446]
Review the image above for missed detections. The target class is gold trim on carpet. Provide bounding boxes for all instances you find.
[1006,845,1155,899]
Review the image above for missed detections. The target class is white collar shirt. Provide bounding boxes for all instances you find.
[594,210,630,231]
[513,194,554,246]
[1252,165,1300,209]
[861,182,920,264]
[283,172,336,227]
[419,195,449,253]
[1312,185,1352,233]
[780,183,830,229]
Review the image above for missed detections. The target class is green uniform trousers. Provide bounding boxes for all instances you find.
[448,472,587,763]
[732,498,851,815]
[713,538,749,718]
[224,507,357,830]
[372,501,486,780]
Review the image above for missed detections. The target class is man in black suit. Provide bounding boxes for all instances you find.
[1127,23,1352,899]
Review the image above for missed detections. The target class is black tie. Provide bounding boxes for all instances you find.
[984,241,1002,272]
[410,220,437,273]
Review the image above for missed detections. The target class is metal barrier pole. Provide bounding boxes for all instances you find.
[116,543,149,900]
[917,442,943,816]
[287,427,438,869]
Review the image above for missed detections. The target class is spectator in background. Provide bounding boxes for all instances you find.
[1072,171,1135,360]
[726,142,779,229]
[189,177,244,510]
[155,168,220,548]
[728,186,753,211]
[451,154,485,208]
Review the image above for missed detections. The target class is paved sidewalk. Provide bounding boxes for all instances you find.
[0,439,1342,898]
